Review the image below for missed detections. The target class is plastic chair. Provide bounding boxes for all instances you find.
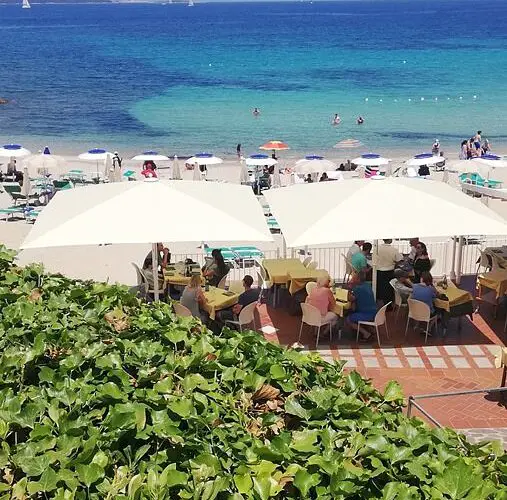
[342,253,354,285]
[217,275,227,289]
[306,281,317,295]
[429,259,436,271]
[405,299,438,344]
[307,261,318,270]
[389,279,408,319]
[224,301,257,332]
[298,303,334,347]
[131,262,150,298]
[356,302,391,346]
[173,303,192,317]
[302,256,312,267]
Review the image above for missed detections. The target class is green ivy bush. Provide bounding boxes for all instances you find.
[0,246,505,499]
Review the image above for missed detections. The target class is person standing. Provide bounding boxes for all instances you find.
[432,139,440,156]
[474,130,482,152]
[112,151,122,170]
[236,143,241,159]
[376,239,403,307]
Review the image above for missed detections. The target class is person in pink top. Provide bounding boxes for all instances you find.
[306,276,338,329]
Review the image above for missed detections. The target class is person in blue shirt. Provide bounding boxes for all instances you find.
[411,271,437,316]
[351,242,372,272]
[346,271,378,342]
[216,275,260,326]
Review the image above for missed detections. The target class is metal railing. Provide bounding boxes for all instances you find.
[407,387,507,428]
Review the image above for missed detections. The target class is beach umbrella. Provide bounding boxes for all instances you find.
[0,144,31,158]
[406,153,445,167]
[260,140,289,152]
[245,154,277,167]
[131,151,170,162]
[264,177,507,248]
[21,179,273,299]
[333,138,363,149]
[105,153,114,182]
[272,167,282,188]
[193,163,202,181]
[239,160,250,184]
[23,153,66,177]
[352,153,390,167]
[294,155,337,174]
[21,167,31,207]
[187,153,223,166]
[172,155,182,180]
[78,148,111,179]
[473,154,507,169]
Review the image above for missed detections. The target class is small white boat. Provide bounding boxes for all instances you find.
[188,0,194,6]
[22,0,31,8]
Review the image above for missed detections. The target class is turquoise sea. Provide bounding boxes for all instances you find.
[1,0,507,157]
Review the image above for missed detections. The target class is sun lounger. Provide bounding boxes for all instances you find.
[230,246,264,261]
[203,246,238,263]
[459,172,502,189]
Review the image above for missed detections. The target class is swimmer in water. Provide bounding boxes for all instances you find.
[332,114,341,125]
[357,116,364,125]
[253,107,260,117]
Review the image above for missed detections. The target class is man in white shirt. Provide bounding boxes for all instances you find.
[376,239,403,307]
[408,237,419,262]
[346,240,364,261]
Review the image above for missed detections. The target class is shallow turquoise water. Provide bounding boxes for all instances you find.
[0,0,506,156]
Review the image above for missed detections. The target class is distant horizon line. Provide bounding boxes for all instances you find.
[0,0,482,4]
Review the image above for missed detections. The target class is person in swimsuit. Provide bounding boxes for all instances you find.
[357,116,364,125]
[332,114,341,125]
[253,107,260,117]
[474,130,482,151]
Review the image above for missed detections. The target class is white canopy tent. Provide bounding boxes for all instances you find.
[22,179,273,299]
[265,177,507,292]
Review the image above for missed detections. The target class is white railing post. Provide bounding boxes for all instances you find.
[456,236,464,285]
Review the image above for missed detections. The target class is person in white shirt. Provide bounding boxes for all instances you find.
[408,237,419,262]
[376,239,403,307]
[346,240,364,261]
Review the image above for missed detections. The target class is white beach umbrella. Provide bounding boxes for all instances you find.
[239,160,249,184]
[131,151,171,162]
[21,180,273,299]
[172,155,182,180]
[473,154,507,169]
[264,177,507,248]
[294,155,337,174]
[406,153,446,167]
[22,167,31,199]
[187,153,223,166]
[272,167,282,188]
[105,153,114,182]
[352,153,390,167]
[23,153,66,177]
[193,163,202,181]
[0,144,31,158]
[245,154,277,167]
[78,148,111,179]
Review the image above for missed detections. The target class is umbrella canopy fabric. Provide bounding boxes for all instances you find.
[131,151,170,162]
[105,153,114,182]
[260,140,289,151]
[272,167,282,188]
[21,180,273,249]
[187,153,223,166]
[193,164,202,181]
[172,155,182,180]
[78,148,112,161]
[239,161,250,184]
[294,155,337,174]
[264,177,507,247]
[406,153,445,167]
[21,168,31,199]
[0,144,31,158]
[245,154,277,167]
[474,155,507,169]
[23,154,66,176]
[352,153,390,167]
[333,138,363,149]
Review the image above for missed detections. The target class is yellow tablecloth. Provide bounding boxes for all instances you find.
[333,287,351,317]
[434,282,473,313]
[478,269,507,299]
[262,258,306,285]
[202,287,239,320]
[164,271,203,287]
[287,269,329,295]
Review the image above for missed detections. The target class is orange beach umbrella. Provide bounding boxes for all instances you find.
[260,140,290,151]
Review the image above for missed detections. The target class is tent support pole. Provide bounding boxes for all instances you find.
[450,236,457,281]
[456,236,464,285]
[152,242,160,301]
[372,239,378,300]
[282,236,287,259]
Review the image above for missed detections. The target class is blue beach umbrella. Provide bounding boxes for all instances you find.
[187,152,223,166]
[78,148,112,179]
[406,152,445,167]
[131,151,170,162]
[245,154,277,167]
[0,144,31,158]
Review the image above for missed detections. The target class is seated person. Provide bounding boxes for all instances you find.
[392,269,413,303]
[203,250,229,287]
[412,241,431,282]
[180,274,208,322]
[346,271,377,342]
[319,172,329,182]
[411,271,440,323]
[351,242,372,272]
[408,237,419,262]
[306,276,338,329]
[142,243,170,289]
[217,275,260,323]
[305,174,313,183]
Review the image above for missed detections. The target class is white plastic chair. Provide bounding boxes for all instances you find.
[302,256,312,267]
[131,262,154,298]
[342,253,354,285]
[173,303,192,317]
[298,303,334,347]
[307,261,318,270]
[217,275,227,289]
[405,298,438,344]
[306,281,317,295]
[224,301,257,332]
[389,279,408,319]
[356,302,391,346]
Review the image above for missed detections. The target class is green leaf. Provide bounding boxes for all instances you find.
[284,396,311,420]
[345,371,364,392]
[101,382,125,401]
[290,430,319,453]
[434,459,476,499]
[168,398,193,418]
[76,463,105,487]
[154,377,173,394]
[293,469,320,497]
[383,381,404,402]
[269,364,287,380]
[234,473,253,494]
[164,468,189,488]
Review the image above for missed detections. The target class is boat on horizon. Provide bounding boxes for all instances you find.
[188,0,194,6]
[22,0,31,9]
